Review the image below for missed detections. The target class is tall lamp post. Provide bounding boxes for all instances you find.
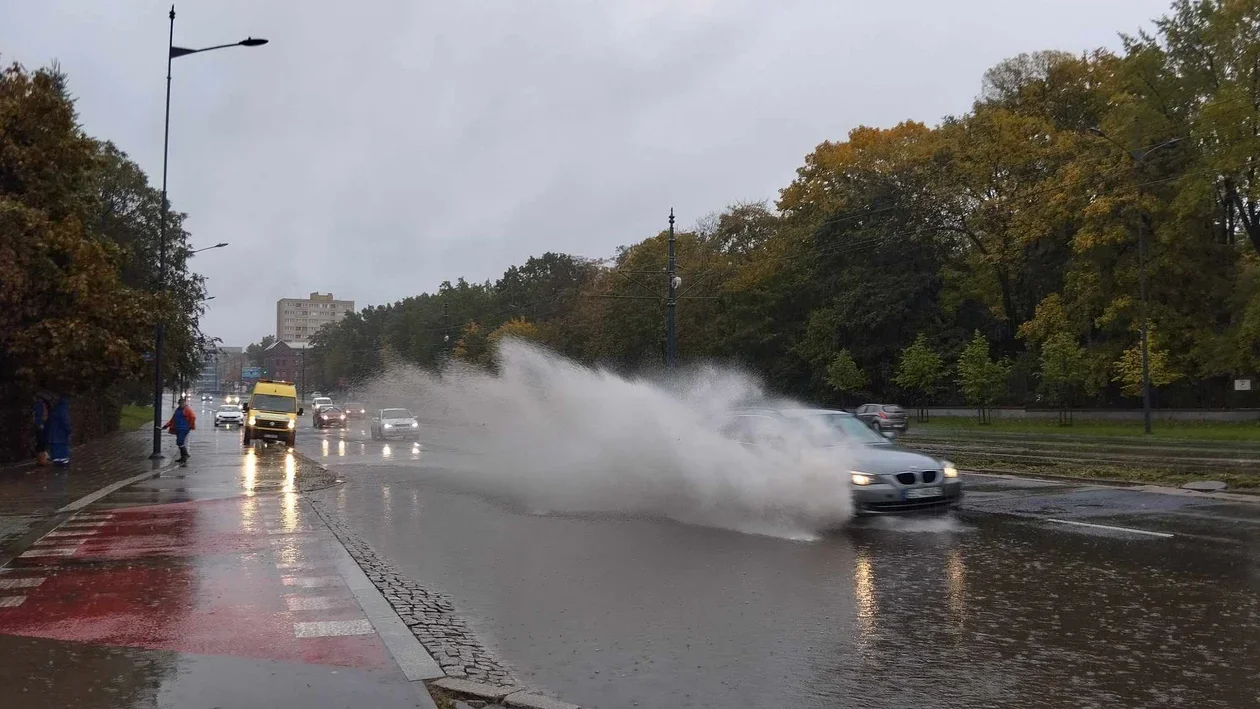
[150,5,266,459]
[1088,128,1182,435]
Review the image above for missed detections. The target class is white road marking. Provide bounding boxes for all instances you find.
[292,619,374,638]
[281,576,343,588]
[286,595,352,611]
[1046,518,1175,538]
[0,596,26,608]
[19,547,77,558]
[43,530,98,538]
[59,521,110,528]
[274,561,333,570]
[0,578,44,590]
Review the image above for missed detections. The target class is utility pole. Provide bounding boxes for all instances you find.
[666,208,677,371]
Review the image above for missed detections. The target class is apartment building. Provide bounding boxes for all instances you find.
[276,292,354,342]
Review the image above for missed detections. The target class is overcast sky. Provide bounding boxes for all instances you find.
[3,0,1170,346]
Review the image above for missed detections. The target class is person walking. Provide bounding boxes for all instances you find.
[163,397,197,463]
[31,393,52,467]
[46,394,72,467]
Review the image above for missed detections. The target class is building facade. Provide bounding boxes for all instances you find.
[195,346,244,393]
[261,340,314,398]
[276,292,354,343]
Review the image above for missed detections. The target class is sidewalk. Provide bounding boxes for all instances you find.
[0,427,169,567]
[0,428,443,709]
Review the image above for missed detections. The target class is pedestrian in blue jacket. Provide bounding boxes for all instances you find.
[32,393,51,466]
[163,398,197,463]
[47,395,72,467]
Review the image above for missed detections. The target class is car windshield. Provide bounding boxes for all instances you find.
[381,409,413,419]
[218,405,241,412]
[250,394,296,413]
[321,406,343,414]
[808,414,889,444]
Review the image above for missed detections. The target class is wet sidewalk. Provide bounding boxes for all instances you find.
[0,427,169,567]
[0,428,441,709]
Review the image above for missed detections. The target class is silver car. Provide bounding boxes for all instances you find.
[722,408,962,515]
[370,408,420,440]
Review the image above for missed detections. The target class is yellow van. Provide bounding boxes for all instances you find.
[241,380,303,447]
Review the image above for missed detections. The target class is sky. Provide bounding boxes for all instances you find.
[2,0,1172,347]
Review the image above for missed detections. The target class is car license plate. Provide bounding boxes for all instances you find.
[262,433,278,440]
[905,487,942,499]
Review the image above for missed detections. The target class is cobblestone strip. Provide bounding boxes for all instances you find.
[307,498,519,686]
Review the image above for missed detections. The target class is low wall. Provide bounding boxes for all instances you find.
[921,407,1260,422]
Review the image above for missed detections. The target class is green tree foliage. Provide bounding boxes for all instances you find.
[894,335,946,405]
[1112,329,1184,398]
[0,62,203,460]
[1038,331,1091,408]
[825,350,866,405]
[956,332,1011,419]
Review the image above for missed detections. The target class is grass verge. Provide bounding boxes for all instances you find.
[953,453,1260,490]
[118,405,153,431]
[915,416,1260,442]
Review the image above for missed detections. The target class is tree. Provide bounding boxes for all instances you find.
[1112,328,1183,399]
[0,62,164,460]
[451,322,491,367]
[825,350,866,408]
[956,331,1011,423]
[894,334,945,421]
[246,335,276,368]
[1037,331,1090,424]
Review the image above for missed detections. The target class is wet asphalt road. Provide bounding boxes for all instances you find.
[299,419,1260,709]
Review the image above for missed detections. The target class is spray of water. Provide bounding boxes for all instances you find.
[357,340,857,539]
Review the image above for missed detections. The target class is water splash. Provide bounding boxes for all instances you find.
[357,340,856,538]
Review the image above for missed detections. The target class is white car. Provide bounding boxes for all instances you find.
[213,404,244,427]
[370,408,420,440]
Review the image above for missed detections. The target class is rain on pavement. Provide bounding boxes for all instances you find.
[302,416,1260,709]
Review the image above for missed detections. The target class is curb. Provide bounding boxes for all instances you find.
[431,678,583,709]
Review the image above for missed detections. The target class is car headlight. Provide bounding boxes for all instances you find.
[340,414,346,419]
[850,472,875,486]
[288,419,296,429]
[943,462,959,478]
[410,421,418,427]
[384,423,393,428]
[248,415,256,426]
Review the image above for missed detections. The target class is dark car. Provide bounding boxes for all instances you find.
[343,402,368,420]
[854,403,909,433]
[313,405,347,429]
[720,408,960,515]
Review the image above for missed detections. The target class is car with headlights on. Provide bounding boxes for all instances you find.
[720,408,961,515]
[314,405,347,429]
[370,408,420,440]
[343,402,368,420]
[213,404,244,427]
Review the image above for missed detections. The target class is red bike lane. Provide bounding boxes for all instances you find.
[0,438,436,709]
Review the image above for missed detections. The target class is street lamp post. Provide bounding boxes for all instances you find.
[1088,128,1182,436]
[666,209,677,371]
[150,5,267,459]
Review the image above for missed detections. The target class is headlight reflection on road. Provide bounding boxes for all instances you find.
[945,548,967,638]
[283,451,296,494]
[321,439,329,457]
[382,445,392,459]
[243,449,257,495]
[854,550,878,644]
[338,440,346,457]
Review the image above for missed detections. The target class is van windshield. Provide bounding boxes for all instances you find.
[251,394,296,413]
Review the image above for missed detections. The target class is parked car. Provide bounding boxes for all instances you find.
[719,407,960,515]
[854,403,909,433]
[343,402,368,420]
[314,405,347,429]
[370,408,420,440]
[213,404,244,427]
